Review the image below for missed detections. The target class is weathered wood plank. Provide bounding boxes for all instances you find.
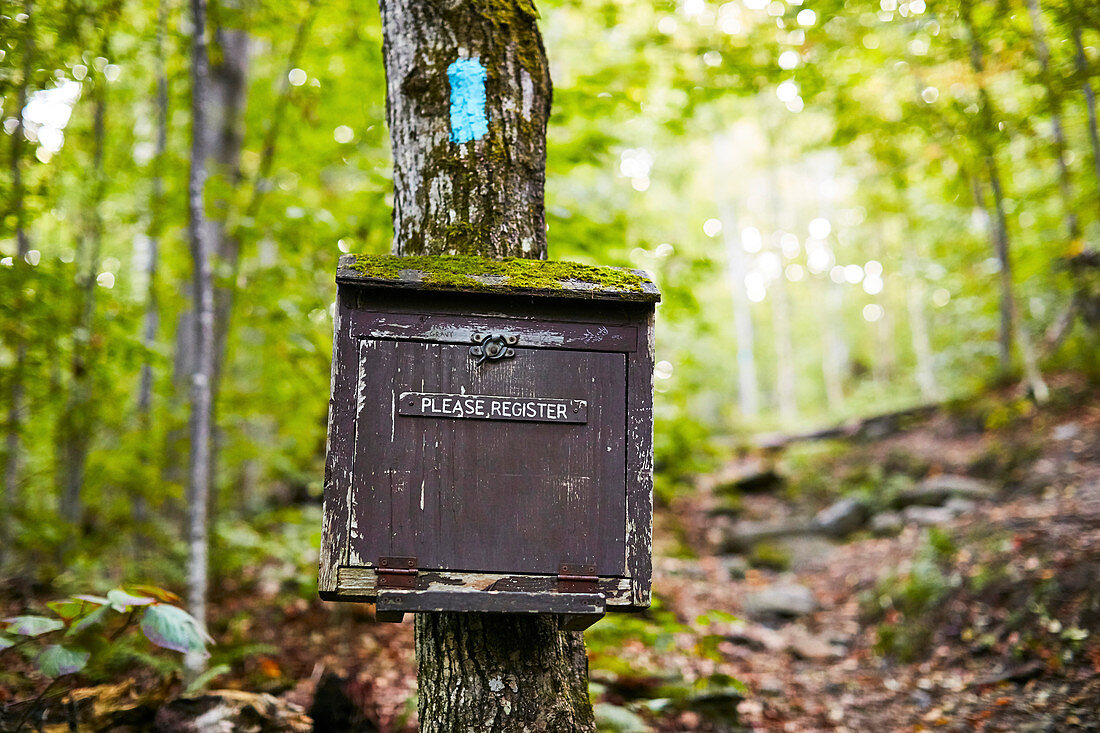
[334,567,633,606]
[625,310,655,607]
[350,310,639,353]
[375,590,606,616]
[319,292,357,592]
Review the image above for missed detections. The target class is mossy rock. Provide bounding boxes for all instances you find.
[336,253,660,302]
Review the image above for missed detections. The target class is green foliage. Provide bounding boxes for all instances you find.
[863,529,960,661]
[1,586,211,682]
[747,541,791,572]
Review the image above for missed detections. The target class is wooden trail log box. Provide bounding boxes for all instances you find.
[318,255,659,629]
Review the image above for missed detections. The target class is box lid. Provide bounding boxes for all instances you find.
[336,254,660,303]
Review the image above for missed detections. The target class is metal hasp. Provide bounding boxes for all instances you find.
[470,333,517,365]
[557,563,598,593]
[376,556,418,589]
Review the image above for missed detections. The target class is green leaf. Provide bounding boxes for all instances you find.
[4,616,64,637]
[0,633,15,650]
[183,663,231,694]
[140,604,213,655]
[73,594,111,606]
[106,589,155,612]
[47,600,86,621]
[36,644,89,677]
[126,585,181,603]
[70,605,112,634]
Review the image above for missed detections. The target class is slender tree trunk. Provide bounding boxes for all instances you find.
[765,158,796,422]
[823,281,846,411]
[3,0,34,567]
[905,264,940,401]
[378,1,593,729]
[771,256,797,421]
[134,0,171,529]
[962,8,1048,402]
[1071,18,1100,212]
[714,136,758,417]
[204,17,249,549]
[185,0,216,677]
[973,176,1051,402]
[57,35,109,528]
[212,3,317,516]
[1026,0,1080,242]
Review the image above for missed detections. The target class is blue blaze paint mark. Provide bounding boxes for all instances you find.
[447,58,488,144]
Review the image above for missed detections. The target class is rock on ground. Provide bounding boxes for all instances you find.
[811,497,868,537]
[742,583,818,618]
[870,511,904,536]
[895,474,994,508]
[714,519,812,553]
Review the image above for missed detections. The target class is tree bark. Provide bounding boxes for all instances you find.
[185,0,216,677]
[378,2,593,729]
[416,613,594,732]
[3,0,34,567]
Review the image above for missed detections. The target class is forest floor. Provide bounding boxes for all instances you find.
[2,376,1099,732]
[651,374,1100,732]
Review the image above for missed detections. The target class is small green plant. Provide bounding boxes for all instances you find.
[748,542,791,572]
[863,530,959,661]
[1,585,212,728]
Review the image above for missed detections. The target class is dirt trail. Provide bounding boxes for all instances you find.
[655,382,1100,731]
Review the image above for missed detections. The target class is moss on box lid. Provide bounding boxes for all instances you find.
[336,254,660,303]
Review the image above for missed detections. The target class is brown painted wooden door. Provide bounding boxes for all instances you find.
[349,335,627,576]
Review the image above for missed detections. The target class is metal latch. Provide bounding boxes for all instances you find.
[470,333,517,365]
[377,556,418,590]
[557,563,598,593]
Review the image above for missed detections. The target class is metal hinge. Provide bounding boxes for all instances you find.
[557,563,598,593]
[376,556,418,590]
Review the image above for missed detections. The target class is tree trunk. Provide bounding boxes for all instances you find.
[765,159,796,422]
[962,7,1048,402]
[381,0,552,259]
[1070,12,1100,214]
[185,0,216,677]
[714,135,758,418]
[1025,0,1080,243]
[134,0,170,529]
[57,34,109,528]
[416,613,594,731]
[822,281,846,411]
[378,1,593,729]
[212,3,317,517]
[205,16,249,552]
[905,267,940,401]
[2,0,34,567]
